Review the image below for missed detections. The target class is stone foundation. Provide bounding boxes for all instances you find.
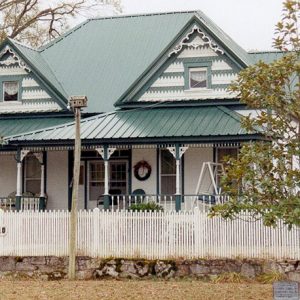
[0,256,300,281]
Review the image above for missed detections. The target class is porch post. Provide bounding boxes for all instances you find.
[16,149,30,211]
[168,145,188,212]
[95,146,116,210]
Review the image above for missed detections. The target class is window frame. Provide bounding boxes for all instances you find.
[87,160,128,201]
[0,76,22,103]
[159,149,183,195]
[183,61,212,91]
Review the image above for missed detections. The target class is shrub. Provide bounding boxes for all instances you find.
[129,202,163,212]
[256,271,287,284]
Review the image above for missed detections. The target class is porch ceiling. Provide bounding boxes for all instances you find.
[5,106,262,146]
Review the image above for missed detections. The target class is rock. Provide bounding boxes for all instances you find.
[263,261,285,274]
[15,262,36,272]
[40,274,49,281]
[77,270,93,280]
[105,265,119,278]
[190,264,210,276]
[120,261,137,275]
[0,257,16,271]
[154,262,175,278]
[175,264,190,277]
[241,263,256,278]
[288,272,300,282]
[25,257,46,265]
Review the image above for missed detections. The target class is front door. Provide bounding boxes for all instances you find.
[87,160,128,209]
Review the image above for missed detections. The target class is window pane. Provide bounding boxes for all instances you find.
[161,150,176,174]
[190,69,207,88]
[25,156,41,194]
[3,81,18,101]
[161,176,176,195]
[26,180,41,195]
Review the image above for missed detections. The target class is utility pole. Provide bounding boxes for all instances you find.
[68,96,87,280]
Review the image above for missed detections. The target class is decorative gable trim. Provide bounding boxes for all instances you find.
[0,45,31,72]
[168,25,224,57]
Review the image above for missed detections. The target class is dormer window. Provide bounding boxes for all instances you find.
[3,81,19,101]
[183,60,212,91]
[189,67,207,89]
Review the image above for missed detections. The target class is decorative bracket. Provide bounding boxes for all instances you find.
[20,150,30,162]
[32,152,43,164]
[167,146,188,160]
[168,24,224,57]
[0,45,31,72]
[95,147,116,160]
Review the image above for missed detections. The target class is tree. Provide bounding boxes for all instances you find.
[0,0,122,47]
[210,0,300,228]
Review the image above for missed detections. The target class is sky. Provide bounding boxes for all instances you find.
[120,0,284,51]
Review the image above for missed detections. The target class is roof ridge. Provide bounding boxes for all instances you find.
[39,10,199,52]
[8,38,38,51]
[89,10,199,21]
[39,19,91,52]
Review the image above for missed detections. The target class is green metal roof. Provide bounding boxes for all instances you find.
[6,106,261,145]
[3,11,257,114]
[0,116,73,139]
[1,12,286,116]
[249,51,286,64]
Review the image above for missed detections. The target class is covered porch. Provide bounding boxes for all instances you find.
[0,106,262,211]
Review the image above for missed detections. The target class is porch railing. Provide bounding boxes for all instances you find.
[0,197,40,211]
[104,194,230,211]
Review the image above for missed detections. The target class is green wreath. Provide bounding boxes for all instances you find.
[134,160,152,181]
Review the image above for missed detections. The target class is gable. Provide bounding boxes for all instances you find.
[0,45,64,114]
[123,23,241,104]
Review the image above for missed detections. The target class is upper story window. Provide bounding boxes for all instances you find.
[3,81,19,101]
[189,67,207,89]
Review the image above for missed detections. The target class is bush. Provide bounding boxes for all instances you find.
[129,202,163,212]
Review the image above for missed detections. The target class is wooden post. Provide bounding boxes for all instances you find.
[175,144,181,212]
[68,107,81,280]
[69,108,81,280]
[68,96,87,280]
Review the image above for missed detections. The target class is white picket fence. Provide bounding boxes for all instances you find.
[0,209,299,259]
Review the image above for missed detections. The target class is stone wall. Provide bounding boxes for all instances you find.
[0,256,300,281]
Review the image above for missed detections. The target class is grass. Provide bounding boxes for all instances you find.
[0,279,273,300]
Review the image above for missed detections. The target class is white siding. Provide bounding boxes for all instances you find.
[46,151,68,210]
[184,148,213,194]
[0,154,17,196]
[132,148,157,194]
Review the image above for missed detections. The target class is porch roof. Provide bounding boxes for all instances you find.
[6,106,262,145]
[0,116,73,139]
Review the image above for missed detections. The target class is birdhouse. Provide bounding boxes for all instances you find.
[69,96,88,109]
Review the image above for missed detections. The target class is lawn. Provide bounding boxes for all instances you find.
[0,279,272,300]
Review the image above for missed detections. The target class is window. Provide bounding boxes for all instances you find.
[88,162,104,201]
[160,150,176,195]
[24,155,41,195]
[3,81,19,101]
[88,161,128,201]
[189,67,207,89]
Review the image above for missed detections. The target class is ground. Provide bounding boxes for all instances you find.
[0,279,272,300]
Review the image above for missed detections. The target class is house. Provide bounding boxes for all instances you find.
[0,11,283,211]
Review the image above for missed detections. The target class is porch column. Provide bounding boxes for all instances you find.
[96,146,116,210]
[33,153,46,211]
[16,149,30,211]
[168,145,188,212]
